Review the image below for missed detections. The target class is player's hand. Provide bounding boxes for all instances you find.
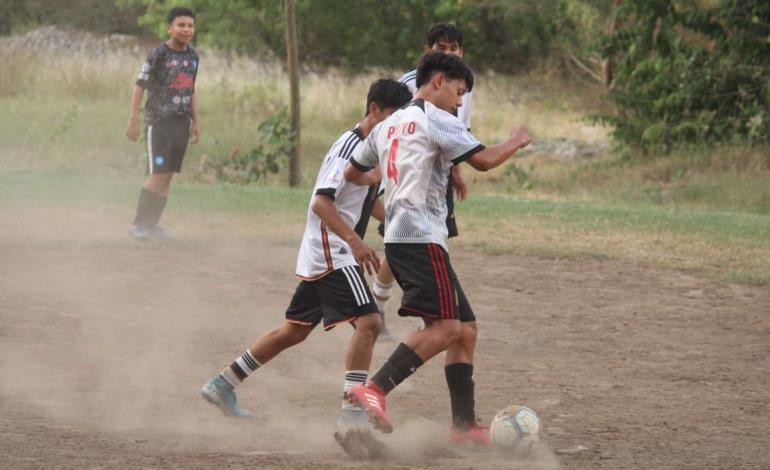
[451,166,468,201]
[349,237,380,276]
[191,121,201,144]
[510,127,532,150]
[126,118,140,142]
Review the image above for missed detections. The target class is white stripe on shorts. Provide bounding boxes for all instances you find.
[343,266,370,306]
[341,266,364,306]
[146,125,154,173]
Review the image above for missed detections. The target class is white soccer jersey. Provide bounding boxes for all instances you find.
[399,69,473,130]
[351,100,484,250]
[296,127,379,279]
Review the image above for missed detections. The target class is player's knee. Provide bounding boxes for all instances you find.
[355,312,382,338]
[281,322,312,345]
[461,322,478,341]
[435,320,462,346]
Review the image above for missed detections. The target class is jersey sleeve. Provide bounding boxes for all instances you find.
[398,70,418,95]
[314,156,347,200]
[459,90,473,130]
[428,109,485,165]
[136,47,161,89]
[350,124,381,171]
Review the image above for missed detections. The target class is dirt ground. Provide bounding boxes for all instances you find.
[0,205,768,469]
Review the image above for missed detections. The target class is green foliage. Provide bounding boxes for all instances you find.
[120,0,568,72]
[0,0,145,35]
[601,0,770,151]
[198,108,293,184]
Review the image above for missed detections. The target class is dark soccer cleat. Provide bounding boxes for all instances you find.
[449,423,492,446]
[200,375,254,418]
[345,384,393,433]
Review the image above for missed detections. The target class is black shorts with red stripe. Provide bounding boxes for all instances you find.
[384,243,475,322]
[285,266,378,330]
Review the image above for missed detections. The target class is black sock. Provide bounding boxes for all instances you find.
[445,363,476,428]
[132,187,154,226]
[371,343,424,395]
[145,191,168,228]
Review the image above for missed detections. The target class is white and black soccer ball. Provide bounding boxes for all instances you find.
[489,405,541,453]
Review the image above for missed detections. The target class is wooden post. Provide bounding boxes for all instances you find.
[284,0,301,187]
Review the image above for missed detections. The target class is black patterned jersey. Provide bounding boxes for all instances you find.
[136,43,199,125]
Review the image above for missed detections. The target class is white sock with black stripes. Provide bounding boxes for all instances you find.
[220,349,261,389]
[341,370,368,410]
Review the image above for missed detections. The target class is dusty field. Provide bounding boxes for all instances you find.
[0,205,768,469]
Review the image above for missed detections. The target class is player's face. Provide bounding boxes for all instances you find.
[434,76,467,114]
[167,16,195,46]
[427,39,463,58]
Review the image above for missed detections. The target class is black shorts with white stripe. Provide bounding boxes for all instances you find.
[285,265,378,330]
[145,114,190,174]
[385,243,475,322]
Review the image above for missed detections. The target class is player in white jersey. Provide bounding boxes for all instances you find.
[200,80,412,432]
[373,23,472,334]
[344,52,532,443]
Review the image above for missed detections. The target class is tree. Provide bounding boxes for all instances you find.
[600,0,770,151]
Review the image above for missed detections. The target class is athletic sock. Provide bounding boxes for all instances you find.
[144,190,168,228]
[341,370,368,410]
[132,187,154,226]
[220,349,261,389]
[372,279,394,302]
[370,342,424,395]
[445,362,476,429]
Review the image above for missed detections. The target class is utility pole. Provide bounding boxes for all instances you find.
[284,0,301,187]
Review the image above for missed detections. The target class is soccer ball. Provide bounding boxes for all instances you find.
[489,405,540,453]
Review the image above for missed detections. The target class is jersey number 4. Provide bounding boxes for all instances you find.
[387,139,399,185]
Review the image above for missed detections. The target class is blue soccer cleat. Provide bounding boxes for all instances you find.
[200,375,254,418]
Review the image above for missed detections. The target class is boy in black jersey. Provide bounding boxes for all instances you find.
[126,7,200,240]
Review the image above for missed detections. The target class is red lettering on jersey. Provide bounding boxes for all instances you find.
[407,121,416,134]
[387,139,399,185]
[387,126,396,139]
[387,121,417,138]
[169,73,194,90]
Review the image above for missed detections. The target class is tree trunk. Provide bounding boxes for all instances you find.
[284,0,301,187]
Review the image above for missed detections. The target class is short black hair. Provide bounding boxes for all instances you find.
[365,79,413,116]
[426,22,463,48]
[167,7,195,24]
[415,52,474,92]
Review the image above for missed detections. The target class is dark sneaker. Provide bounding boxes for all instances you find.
[200,375,254,418]
[346,384,392,433]
[449,423,491,446]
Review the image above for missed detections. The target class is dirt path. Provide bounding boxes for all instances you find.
[0,206,768,469]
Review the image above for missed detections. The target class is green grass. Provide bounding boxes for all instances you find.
[1,171,767,285]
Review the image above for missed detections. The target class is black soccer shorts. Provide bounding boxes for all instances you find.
[285,266,379,330]
[145,114,190,174]
[384,243,475,322]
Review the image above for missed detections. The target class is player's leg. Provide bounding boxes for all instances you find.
[201,281,320,417]
[130,121,175,239]
[347,243,463,433]
[315,267,382,431]
[372,259,396,341]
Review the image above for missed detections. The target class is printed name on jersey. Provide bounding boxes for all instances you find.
[387,121,416,138]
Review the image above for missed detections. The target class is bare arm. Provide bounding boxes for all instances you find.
[125,85,144,142]
[190,93,200,144]
[344,162,381,186]
[371,198,385,223]
[311,195,381,275]
[465,127,532,172]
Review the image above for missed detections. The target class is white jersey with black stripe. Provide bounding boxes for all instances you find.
[399,69,473,130]
[296,126,379,279]
[351,100,484,250]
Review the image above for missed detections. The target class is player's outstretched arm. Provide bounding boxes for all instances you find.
[465,127,532,172]
[126,84,145,142]
[311,195,381,275]
[344,163,381,186]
